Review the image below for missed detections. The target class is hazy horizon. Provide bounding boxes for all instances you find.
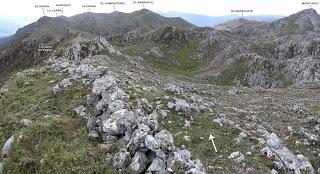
[0,6,316,37]
[0,0,319,18]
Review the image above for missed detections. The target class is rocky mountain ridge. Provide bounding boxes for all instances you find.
[270,8,320,33]
[0,9,194,85]
[0,8,319,174]
[1,29,319,173]
[1,9,320,89]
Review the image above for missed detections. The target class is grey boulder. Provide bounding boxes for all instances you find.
[2,135,15,158]
[129,152,149,173]
[147,157,167,173]
[92,75,115,96]
[113,149,132,170]
[262,133,315,174]
[88,130,100,141]
[168,98,191,113]
[20,119,32,126]
[0,162,3,174]
[155,130,174,154]
[165,84,184,95]
[102,109,138,136]
[145,135,160,151]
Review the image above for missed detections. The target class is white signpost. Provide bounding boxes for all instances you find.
[209,134,218,153]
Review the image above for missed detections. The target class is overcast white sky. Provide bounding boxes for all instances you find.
[0,0,318,17]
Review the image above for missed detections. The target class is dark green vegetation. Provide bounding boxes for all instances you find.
[252,42,278,57]
[0,70,114,173]
[145,43,200,78]
[214,59,248,86]
[280,20,299,34]
[122,41,202,78]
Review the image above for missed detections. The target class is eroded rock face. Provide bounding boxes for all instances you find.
[67,42,81,61]
[66,36,120,61]
[99,36,119,55]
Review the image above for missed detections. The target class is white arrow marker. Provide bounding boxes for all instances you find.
[209,134,218,153]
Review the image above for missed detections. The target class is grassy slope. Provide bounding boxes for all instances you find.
[122,41,203,80]
[159,111,273,173]
[0,69,114,173]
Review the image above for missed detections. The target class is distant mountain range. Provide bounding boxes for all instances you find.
[0,11,284,39]
[0,9,195,83]
[160,11,284,27]
[1,8,320,89]
[0,16,37,38]
[0,36,10,44]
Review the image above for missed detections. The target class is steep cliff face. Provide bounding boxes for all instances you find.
[0,40,41,84]
[0,36,57,85]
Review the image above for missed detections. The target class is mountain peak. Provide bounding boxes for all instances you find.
[271,8,320,33]
[295,8,318,16]
[137,8,153,13]
[214,18,264,31]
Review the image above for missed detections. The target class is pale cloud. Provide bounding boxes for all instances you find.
[0,0,318,17]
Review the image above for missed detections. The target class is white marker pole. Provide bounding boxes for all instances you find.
[42,8,46,16]
[209,134,218,153]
